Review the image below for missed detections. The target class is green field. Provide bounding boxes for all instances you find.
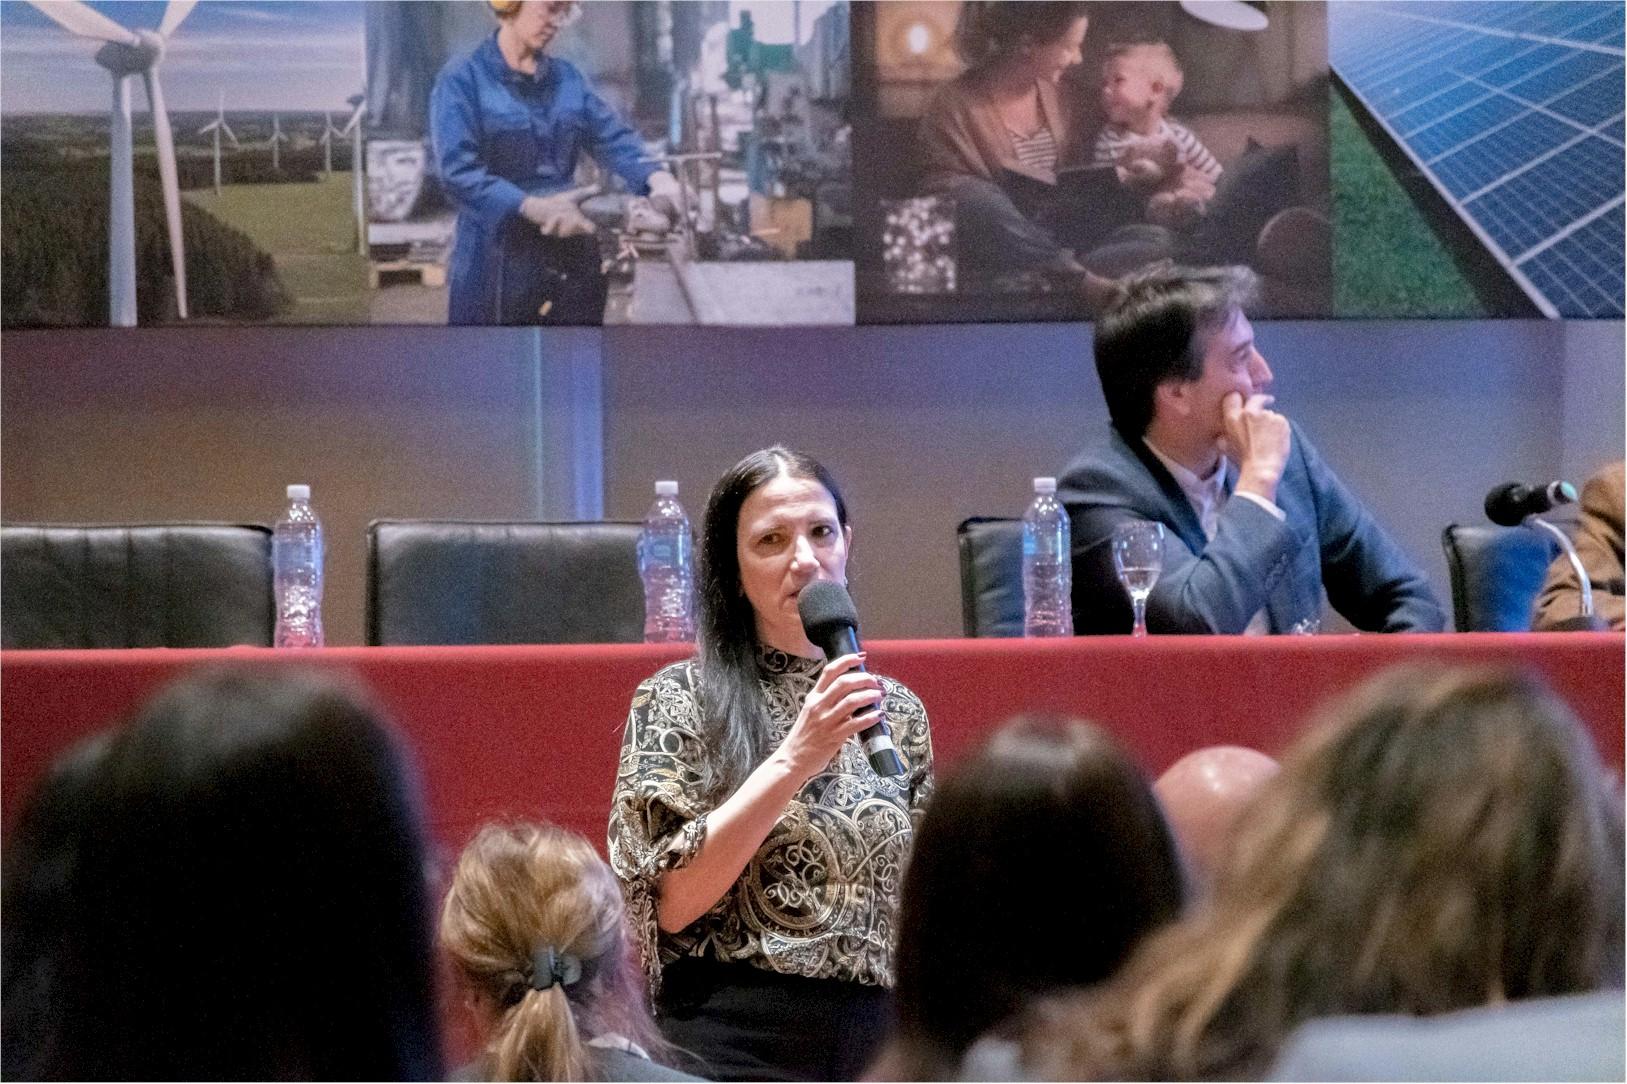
[184,174,369,323]
[1331,91,1489,318]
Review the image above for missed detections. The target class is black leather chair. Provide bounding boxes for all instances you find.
[1,523,274,648]
[1440,523,1560,632]
[956,517,1027,637]
[367,520,647,645]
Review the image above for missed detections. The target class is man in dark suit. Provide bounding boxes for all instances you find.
[1060,264,1444,635]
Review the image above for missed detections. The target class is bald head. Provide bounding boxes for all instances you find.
[1154,745,1279,886]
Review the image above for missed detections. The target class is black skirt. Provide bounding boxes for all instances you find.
[656,958,892,1082]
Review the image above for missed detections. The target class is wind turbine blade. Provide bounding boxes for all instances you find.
[143,69,188,320]
[25,0,139,45]
[221,123,239,148]
[157,0,200,38]
[341,100,365,135]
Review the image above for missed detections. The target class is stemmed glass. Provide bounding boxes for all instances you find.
[1112,521,1165,638]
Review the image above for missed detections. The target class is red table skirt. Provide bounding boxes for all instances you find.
[5,633,1621,855]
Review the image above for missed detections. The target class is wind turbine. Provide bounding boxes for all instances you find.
[341,93,367,253]
[198,90,239,196]
[318,110,342,176]
[266,112,288,172]
[25,0,198,327]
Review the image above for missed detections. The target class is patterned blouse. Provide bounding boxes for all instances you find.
[607,647,934,997]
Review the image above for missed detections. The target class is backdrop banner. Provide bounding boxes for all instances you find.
[1,1,1619,328]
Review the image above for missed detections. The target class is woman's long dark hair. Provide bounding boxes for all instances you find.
[872,716,1185,1080]
[694,445,848,803]
[12,668,444,1081]
[954,1,1091,67]
[2,731,116,1081]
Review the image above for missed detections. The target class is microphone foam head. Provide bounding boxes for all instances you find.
[797,580,859,641]
[1484,482,1526,527]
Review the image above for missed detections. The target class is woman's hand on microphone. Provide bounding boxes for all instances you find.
[778,653,883,780]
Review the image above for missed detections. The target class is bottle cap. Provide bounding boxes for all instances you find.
[1033,477,1057,495]
[655,480,679,496]
[287,484,311,501]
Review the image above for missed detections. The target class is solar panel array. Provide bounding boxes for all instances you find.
[1331,1,1624,317]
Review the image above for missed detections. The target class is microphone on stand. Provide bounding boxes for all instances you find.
[1484,480,1578,526]
[797,581,906,777]
[1483,480,1602,631]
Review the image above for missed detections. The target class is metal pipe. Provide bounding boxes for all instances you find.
[1529,515,1594,618]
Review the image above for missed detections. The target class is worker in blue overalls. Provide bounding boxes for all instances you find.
[431,0,681,325]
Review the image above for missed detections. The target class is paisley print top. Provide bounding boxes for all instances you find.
[608,647,934,996]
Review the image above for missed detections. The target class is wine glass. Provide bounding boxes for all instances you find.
[1112,521,1165,638]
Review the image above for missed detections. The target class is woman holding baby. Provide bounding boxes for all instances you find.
[916,2,1178,304]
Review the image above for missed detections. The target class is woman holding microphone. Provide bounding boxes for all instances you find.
[609,447,934,1082]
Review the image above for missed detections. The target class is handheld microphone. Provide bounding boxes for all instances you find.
[1484,480,1578,527]
[797,581,906,777]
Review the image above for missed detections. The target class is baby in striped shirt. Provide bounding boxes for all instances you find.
[1093,41,1222,230]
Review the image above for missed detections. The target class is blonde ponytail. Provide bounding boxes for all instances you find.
[490,984,590,1082]
[440,822,670,1082]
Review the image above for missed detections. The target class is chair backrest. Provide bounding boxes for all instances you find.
[1,524,274,649]
[957,516,1027,638]
[367,520,647,646]
[1440,523,1559,632]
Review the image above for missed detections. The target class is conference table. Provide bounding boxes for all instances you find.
[5,633,1621,856]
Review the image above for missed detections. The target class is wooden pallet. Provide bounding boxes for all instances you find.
[368,259,446,289]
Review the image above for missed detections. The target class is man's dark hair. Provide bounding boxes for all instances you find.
[1094,264,1259,439]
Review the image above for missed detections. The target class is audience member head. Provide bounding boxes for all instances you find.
[1153,744,1279,888]
[1017,665,1625,1081]
[954,2,1090,81]
[16,668,442,1080]
[872,716,1185,1080]
[2,731,115,1080]
[1094,263,1259,440]
[440,821,664,1082]
[696,445,849,800]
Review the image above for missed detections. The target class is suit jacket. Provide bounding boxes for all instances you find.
[1059,422,1445,635]
[1533,461,1625,631]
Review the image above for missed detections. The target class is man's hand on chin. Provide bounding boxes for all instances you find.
[1222,392,1291,505]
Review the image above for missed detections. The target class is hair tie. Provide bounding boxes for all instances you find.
[527,945,583,993]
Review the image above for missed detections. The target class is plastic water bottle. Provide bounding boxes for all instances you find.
[638,480,695,643]
[1022,476,1074,637]
[273,484,325,648]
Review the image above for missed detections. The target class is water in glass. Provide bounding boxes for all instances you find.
[1112,521,1165,637]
